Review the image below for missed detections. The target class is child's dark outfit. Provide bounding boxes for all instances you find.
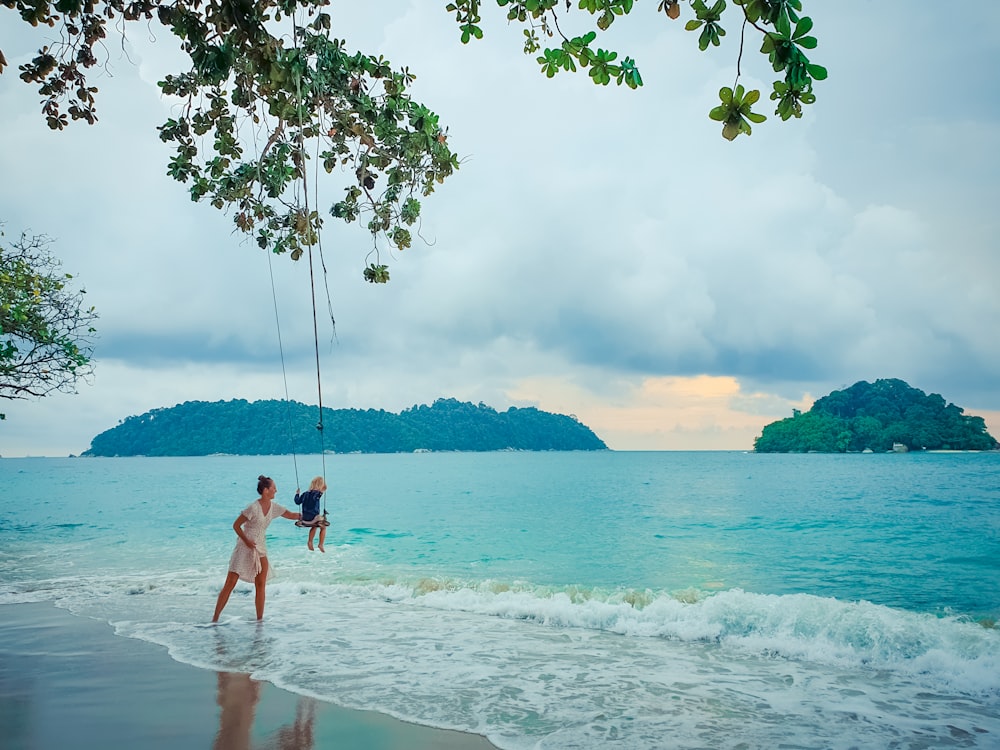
[294,489,325,525]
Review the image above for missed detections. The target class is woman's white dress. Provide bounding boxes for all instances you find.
[228,500,288,582]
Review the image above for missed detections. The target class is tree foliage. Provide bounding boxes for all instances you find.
[753,379,999,453]
[0,227,98,418]
[81,397,608,456]
[2,0,824,281]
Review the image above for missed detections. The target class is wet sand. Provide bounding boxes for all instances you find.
[0,602,496,750]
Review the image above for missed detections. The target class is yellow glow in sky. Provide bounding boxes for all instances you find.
[508,375,812,451]
[510,376,1000,452]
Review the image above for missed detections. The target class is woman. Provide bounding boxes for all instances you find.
[212,475,301,622]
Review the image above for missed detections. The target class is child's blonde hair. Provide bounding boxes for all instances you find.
[309,476,326,492]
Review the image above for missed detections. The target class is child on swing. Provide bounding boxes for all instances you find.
[294,476,329,552]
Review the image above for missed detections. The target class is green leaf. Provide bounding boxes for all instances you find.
[807,63,828,80]
[775,12,791,37]
[698,26,712,50]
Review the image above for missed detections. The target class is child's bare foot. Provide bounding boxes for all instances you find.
[318,545,325,553]
[307,543,315,551]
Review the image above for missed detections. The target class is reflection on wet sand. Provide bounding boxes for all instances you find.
[213,671,316,750]
[271,694,316,750]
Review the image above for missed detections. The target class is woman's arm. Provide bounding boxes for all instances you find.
[233,514,255,548]
[282,510,302,521]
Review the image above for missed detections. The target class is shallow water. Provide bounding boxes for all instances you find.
[2,451,998,748]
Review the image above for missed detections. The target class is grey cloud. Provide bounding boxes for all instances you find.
[2,1,998,456]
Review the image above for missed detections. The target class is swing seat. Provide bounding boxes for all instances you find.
[296,518,330,528]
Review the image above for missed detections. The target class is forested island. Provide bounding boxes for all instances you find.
[753,379,998,453]
[81,398,608,457]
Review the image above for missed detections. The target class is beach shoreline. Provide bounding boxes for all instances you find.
[0,602,497,750]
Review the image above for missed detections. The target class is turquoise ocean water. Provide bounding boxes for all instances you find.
[1,451,998,748]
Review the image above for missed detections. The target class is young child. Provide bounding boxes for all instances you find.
[294,476,329,552]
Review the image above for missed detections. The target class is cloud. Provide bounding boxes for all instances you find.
[1,1,998,456]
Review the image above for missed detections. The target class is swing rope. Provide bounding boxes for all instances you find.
[304,176,329,517]
[256,15,339,527]
[266,247,301,490]
[293,11,329,517]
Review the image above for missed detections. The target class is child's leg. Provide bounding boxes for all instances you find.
[318,525,326,552]
[307,526,317,550]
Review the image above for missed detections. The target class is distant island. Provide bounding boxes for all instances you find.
[753,378,998,453]
[82,398,608,457]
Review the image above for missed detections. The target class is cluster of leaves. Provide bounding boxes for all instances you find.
[4,0,459,282]
[3,0,827,285]
[708,84,764,139]
[82,397,608,456]
[447,0,825,140]
[446,0,642,88]
[754,379,999,453]
[704,0,826,137]
[4,0,105,128]
[158,1,461,279]
[0,227,98,417]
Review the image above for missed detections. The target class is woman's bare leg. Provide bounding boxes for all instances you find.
[254,557,270,620]
[213,571,240,622]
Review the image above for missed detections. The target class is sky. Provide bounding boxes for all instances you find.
[1,1,998,456]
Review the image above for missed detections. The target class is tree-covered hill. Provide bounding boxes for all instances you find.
[753,379,998,453]
[81,398,608,457]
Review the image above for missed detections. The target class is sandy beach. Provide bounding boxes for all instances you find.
[0,602,496,750]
